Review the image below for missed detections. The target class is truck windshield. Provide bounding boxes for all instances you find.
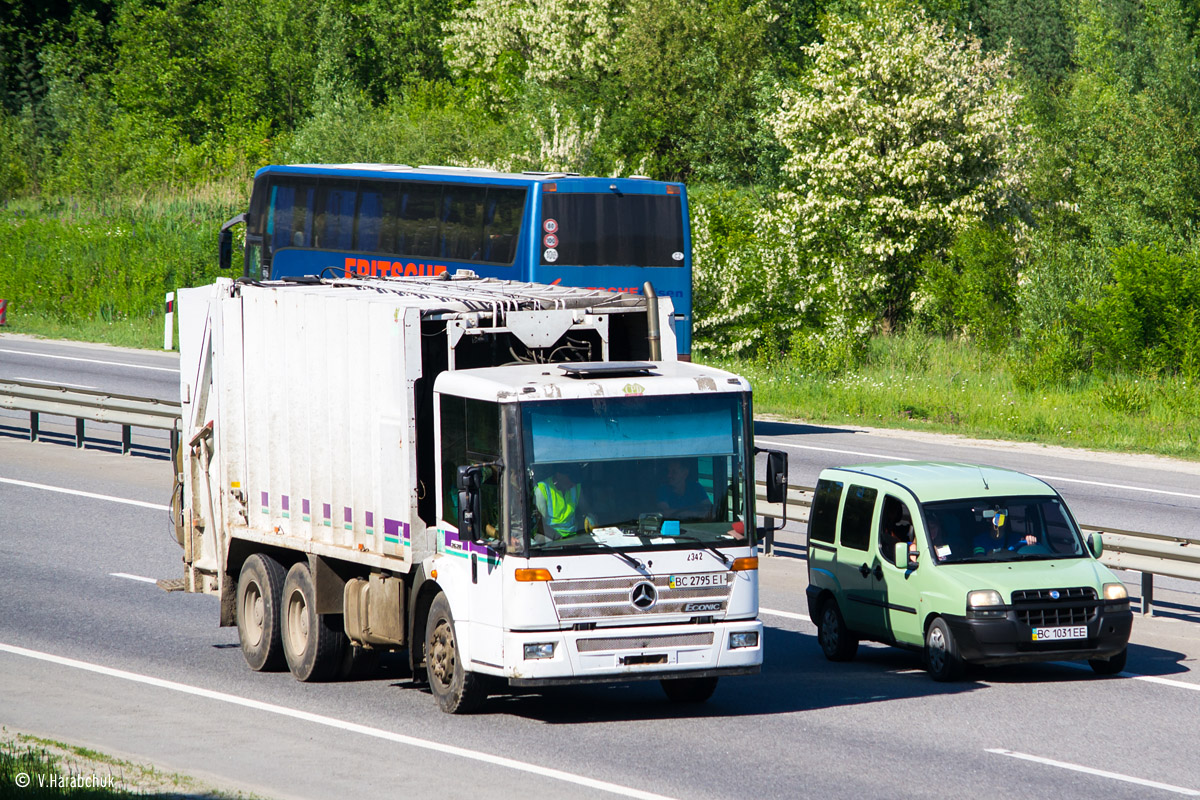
[922,495,1087,564]
[522,393,749,554]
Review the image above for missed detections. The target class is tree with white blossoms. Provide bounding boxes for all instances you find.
[771,1,1029,330]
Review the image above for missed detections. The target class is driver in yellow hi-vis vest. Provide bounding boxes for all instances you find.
[534,467,593,539]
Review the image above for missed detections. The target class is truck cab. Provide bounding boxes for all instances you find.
[429,361,765,708]
[806,462,1132,680]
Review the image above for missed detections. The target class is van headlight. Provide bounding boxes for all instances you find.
[966,589,1005,619]
[1103,583,1128,601]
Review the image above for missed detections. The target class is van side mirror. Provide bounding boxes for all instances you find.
[456,465,484,543]
[1088,532,1103,558]
[896,541,917,571]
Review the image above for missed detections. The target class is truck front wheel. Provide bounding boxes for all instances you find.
[236,554,286,671]
[425,592,486,713]
[281,562,345,682]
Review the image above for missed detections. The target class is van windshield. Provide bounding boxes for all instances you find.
[922,496,1086,563]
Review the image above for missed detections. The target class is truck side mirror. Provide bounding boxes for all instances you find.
[456,465,484,543]
[1088,532,1103,558]
[765,450,788,504]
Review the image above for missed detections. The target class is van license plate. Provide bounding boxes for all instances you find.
[1032,626,1087,641]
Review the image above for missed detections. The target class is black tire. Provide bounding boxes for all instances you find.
[425,592,486,714]
[925,617,965,681]
[816,599,859,662]
[236,554,287,671]
[1089,647,1127,676]
[281,562,345,682]
[660,676,719,703]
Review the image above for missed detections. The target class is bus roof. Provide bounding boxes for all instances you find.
[254,163,682,190]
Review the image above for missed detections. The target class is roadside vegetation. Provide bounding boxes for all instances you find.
[0,731,246,798]
[1,0,1198,460]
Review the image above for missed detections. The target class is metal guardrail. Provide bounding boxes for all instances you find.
[756,480,1197,616]
[0,378,182,456]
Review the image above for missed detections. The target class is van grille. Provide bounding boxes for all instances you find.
[548,574,732,620]
[1011,587,1098,628]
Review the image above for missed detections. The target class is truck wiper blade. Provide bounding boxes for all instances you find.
[596,542,645,571]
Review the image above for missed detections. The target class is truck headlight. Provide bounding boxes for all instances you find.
[523,642,556,660]
[1103,582,1128,601]
[966,589,1005,619]
[729,631,759,649]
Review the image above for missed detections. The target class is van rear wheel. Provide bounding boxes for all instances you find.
[817,599,858,662]
[925,617,965,681]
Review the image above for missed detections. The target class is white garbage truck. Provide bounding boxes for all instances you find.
[174,274,786,712]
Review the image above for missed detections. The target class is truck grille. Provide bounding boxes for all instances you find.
[548,574,732,621]
[1011,587,1098,628]
[577,632,714,652]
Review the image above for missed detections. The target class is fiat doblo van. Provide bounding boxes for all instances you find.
[806,462,1132,680]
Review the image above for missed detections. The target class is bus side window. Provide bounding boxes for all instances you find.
[267,181,316,254]
[398,182,442,259]
[484,188,525,265]
[315,180,357,251]
[355,186,397,254]
[443,186,487,262]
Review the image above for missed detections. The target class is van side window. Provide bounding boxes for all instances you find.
[809,479,843,544]
[878,494,913,564]
[840,484,877,551]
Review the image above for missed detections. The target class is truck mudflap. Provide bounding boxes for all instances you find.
[944,607,1133,666]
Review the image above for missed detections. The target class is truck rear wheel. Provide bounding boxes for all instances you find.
[281,562,345,682]
[660,676,718,703]
[425,592,486,713]
[236,554,286,671]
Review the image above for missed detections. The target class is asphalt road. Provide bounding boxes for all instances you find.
[3,334,1200,799]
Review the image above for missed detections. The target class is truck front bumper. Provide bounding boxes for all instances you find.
[503,619,763,687]
[945,604,1132,666]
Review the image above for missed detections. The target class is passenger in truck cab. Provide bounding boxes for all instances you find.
[657,459,713,521]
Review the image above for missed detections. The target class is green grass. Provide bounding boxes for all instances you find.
[0,311,169,350]
[702,332,1200,461]
[0,732,247,798]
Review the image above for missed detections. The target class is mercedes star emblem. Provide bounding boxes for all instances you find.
[630,581,658,610]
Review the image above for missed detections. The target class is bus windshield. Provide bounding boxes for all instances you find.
[522,393,750,554]
[540,193,685,267]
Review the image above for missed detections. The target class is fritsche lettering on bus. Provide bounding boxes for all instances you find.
[345,257,447,278]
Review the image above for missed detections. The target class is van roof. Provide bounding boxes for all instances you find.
[821,461,1057,503]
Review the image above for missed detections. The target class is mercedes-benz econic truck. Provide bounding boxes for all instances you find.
[173,274,786,712]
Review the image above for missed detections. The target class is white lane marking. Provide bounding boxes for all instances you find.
[987,749,1200,796]
[755,439,904,461]
[0,477,169,511]
[1028,474,1200,501]
[111,573,158,584]
[0,348,178,373]
[1057,660,1200,691]
[0,642,677,800]
[12,376,97,390]
[755,439,1200,500]
[760,607,812,623]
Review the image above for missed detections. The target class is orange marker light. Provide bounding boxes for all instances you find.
[666,185,680,195]
[731,557,758,572]
[430,569,438,580]
[515,568,553,582]
[544,183,557,192]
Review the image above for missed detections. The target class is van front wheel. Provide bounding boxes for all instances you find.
[925,617,965,681]
[817,599,858,662]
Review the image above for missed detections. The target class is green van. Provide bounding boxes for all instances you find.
[805,462,1133,680]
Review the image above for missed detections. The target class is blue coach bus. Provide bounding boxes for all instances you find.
[218,164,694,356]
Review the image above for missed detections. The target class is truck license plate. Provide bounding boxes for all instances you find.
[1032,626,1087,641]
[668,574,725,589]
